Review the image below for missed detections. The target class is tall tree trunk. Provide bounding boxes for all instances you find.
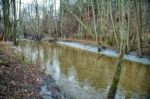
[108,0,128,98]
[135,0,143,57]
[60,1,63,37]
[18,0,21,37]
[2,0,10,41]
[109,0,119,48]
[35,0,40,40]
[91,0,98,42]
[127,0,131,53]
[54,0,58,37]
[13,0,17,45]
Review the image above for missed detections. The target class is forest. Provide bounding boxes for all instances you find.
[0,0,150,99]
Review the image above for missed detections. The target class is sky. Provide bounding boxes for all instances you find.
[21,0,32,4]
[21,0,60,10]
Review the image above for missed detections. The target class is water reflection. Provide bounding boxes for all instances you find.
[18,40,150,99]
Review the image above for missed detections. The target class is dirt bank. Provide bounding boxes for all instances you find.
[0,42,61,99]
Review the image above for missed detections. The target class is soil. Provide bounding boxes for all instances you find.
[0,42,61,99]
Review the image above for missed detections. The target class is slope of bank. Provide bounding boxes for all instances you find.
[58,41,150,65]
[0,42,61,99]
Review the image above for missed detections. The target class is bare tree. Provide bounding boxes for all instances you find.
[108,0,129,98]
[12,0,17,44]
[135,0,143,57]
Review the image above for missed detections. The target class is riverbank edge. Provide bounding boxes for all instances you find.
[20,38,150,65]
[57,41,150,65]
[0,42,62,98]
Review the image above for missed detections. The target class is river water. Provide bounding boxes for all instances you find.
[18,40,150,99]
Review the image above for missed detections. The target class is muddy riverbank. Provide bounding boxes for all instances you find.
[0,42,61,99]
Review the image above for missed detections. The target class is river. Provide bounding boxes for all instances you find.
[18,40,150,99]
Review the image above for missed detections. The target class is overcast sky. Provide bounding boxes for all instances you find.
[21,0,60,10]
[21,0,32,4]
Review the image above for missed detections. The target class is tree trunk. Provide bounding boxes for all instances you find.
[127,0,131,53]
[13,0,17,45]
[108,0,128,98]
[109,0,119,48]
[135,0,143,57]
[91,0,98,42]
[2,0,10,41]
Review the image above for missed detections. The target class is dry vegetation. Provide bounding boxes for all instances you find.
[0,42,41,98]
[0,42,62,99]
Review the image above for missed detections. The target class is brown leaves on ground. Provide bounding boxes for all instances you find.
[0,42,42,99]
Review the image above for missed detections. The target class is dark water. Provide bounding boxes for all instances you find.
[18,40,150,99]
